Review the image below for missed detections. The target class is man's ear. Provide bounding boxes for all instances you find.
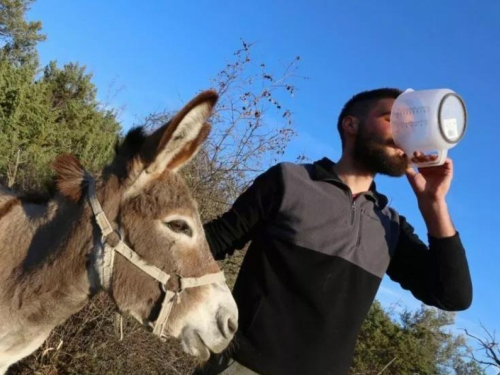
[342,116,359,137]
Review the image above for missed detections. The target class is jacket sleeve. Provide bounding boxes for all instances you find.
[203,164,284,260]
[386,214,473,311]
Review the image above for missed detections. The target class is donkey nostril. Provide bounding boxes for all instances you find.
[227,317,238,335]
[217,308,239,338]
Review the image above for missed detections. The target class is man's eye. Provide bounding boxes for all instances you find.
[166,220,192,237]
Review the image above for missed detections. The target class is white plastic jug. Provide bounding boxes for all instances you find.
[390,88,467,168]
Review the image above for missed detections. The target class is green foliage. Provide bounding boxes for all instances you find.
[0,0,120,194]
[350,301,486,375]
[0,0,45,65]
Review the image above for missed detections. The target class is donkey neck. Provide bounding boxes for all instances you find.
[1,182,121,328]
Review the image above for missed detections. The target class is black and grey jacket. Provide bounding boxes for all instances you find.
[203,157,473,375]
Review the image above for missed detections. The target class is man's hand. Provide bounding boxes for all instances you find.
[405,152,456,238]
[405,152,453,203]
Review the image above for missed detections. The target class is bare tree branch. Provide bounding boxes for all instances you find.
[461,325,500,370]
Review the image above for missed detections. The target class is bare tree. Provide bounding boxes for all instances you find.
[206,39,304,188]
[188,40,305,217]
[462,323,500,371]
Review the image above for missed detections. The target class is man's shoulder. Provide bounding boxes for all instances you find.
[271,160,311,169]
[271,161,317,182]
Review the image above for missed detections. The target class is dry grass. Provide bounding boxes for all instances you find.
[8,295,194,374]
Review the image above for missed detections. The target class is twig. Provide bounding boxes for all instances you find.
[7,148,21,188]
[377,357,397,374]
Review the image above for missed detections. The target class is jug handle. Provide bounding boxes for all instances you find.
[411,149,448,168]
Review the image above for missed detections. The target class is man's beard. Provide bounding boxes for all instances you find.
[353,124,409,177]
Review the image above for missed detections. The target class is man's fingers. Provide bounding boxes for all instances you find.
[411,151,438,163]
[405,166,417,178]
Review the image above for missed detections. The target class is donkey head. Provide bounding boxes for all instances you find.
[53,90,238,359]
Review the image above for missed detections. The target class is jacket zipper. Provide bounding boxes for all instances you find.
[356,210,363,246]
[348,191,362,246]
[350,201,356,225]
[330,179,367,246]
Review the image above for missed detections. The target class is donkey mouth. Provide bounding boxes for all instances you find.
[195,331,213,360]
[181,329,212,361]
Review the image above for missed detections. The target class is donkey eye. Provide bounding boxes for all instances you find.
[166,220,192,237]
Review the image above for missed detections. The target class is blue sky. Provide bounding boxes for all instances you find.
[28,0,499,369]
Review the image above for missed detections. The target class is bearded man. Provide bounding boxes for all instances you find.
[193,88,473,375]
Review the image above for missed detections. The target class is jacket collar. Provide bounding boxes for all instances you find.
[311,157,389,209]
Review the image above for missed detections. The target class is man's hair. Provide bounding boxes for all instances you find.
[337,88,402,149]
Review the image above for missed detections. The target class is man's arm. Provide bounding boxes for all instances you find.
[387,157,472,311]
[406,154,456,239]
[203,164,284,260]
[386,215,472,311]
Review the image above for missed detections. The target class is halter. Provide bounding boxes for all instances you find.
[86,176,226,341]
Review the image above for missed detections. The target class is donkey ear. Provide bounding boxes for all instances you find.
[123,90,217,197]
[144,90,217,174]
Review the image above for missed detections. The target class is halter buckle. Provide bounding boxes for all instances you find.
[103,229,122,248]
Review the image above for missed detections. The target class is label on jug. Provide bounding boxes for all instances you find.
[442,118,459,141]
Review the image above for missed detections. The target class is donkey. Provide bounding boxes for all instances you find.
[0,90,238,373]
